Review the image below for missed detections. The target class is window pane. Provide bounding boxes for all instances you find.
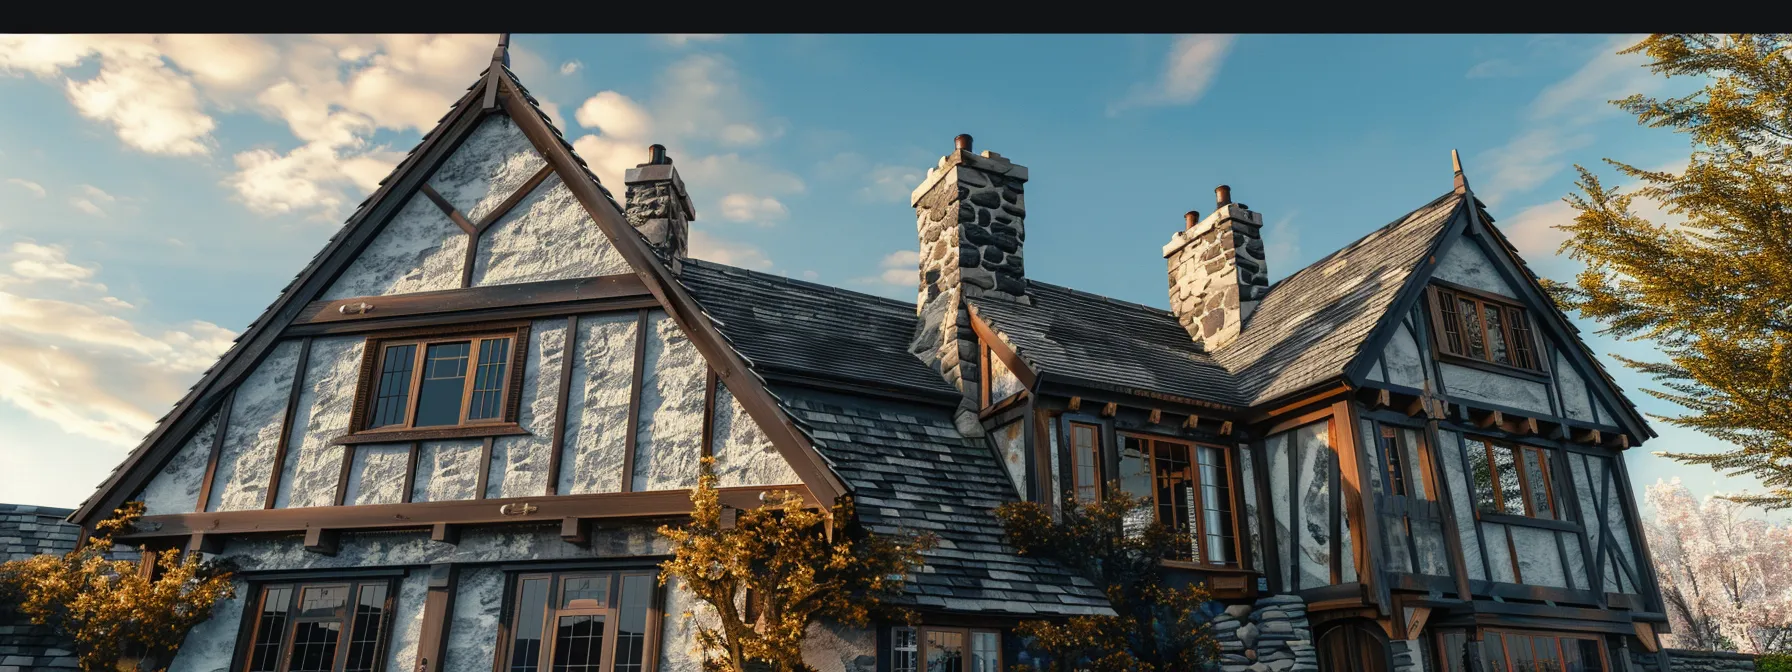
[469,338,511,421]
[298,585,349,617]
[1469,439,1499,513]
[1509,307,1537,370]
[1197,445,1235,566]
[510,578,550,672]
[248,586,292,672]
[1521,448,1555,519]
[552,615,604,672]
[970,632,1000,672]
[344,584,389,672]
[1072,424,1099,503]
[415,341,471,427]
[1437,290,1465,355]
[892,627,918,672]
[1436,631,1467,672]
[287,621,343,672]
[1491,444,1525,516]
[925,631,965,672]
[613,575,652,672]
[1381,430,1408,497]
[1155,442,1197,562]
[1573,638,1605,672]
[1459,298,1487,359]
[370,344,416,428]
[1117,437,1155,541]
[1483,305,1512,365]
[561,575,608,610]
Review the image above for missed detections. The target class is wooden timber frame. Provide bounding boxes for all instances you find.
[76,53,851,532]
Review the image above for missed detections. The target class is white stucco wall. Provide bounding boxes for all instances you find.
[633,310,705,492]
[136,411,219,516]
[560,312,638,495]
[710,382,800,488]
[1433,235,1516,299]
[321,192,467,300]
[275,337,362,509]
[207,340,303,512]
[472,174,631,286]
[488,319,563,498]
[1438,362,1552,416]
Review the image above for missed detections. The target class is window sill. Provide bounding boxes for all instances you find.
[1476,511,1581,533]
[1160,560,1253,574]
[1437,352,1550,383]
[332,423,530,446]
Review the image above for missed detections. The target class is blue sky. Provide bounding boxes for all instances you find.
[0,34,1771,520]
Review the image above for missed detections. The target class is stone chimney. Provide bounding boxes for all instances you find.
[910,134,1030,424]
[1164,185,1269,351]
[624,144,694,261]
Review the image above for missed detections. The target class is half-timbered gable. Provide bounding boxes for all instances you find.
[65,38,1679,672]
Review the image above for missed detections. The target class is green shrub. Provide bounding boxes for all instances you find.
[1757,653,1792,672]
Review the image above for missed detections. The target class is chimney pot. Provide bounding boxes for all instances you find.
[1215,185,1232,207]
[954,134,973,152]
[647,144,669,165]
[1185,211,1200,229]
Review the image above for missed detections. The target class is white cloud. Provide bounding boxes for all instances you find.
[1110,34,1237,115]
[0,34,534,220]
[1477,34,1657,207]
[576,90,654,138]
[559,59,583,75]
[852,249,916,287]
[800,270,819,281]
[1466,58,1525,79]
[6,178,45,198]
[659,35,726,48]
[68,184,116,217]
[718,123,763,147]
[0,242,235,446]
[718,193,788,224]
[687,229,771,270]
[862,165,923,203]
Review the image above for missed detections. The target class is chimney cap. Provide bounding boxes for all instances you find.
[647,144,670,165]
[1215,185,1232,207]
[1185,211,1200,229]
[954,134,973,152]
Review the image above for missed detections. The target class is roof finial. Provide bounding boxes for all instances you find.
[1452,148,1470,194]
[494,33,512,68]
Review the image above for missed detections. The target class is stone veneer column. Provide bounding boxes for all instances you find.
[1163,186,1269,351]
[909,134,1029,427]
[624,144,694,263]
[1212,595,1319,672]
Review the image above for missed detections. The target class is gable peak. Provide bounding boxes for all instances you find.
[493,33,511,68]
[1452,148,1471,195]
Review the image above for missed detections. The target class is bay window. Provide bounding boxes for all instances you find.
[1117,434,1239,567]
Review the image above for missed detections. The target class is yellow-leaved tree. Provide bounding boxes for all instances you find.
[657,457,937,672]
[0,501,236,672]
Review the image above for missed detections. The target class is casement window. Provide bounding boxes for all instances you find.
[1117,434,1239,567]
[1068,422,1103,504]
[1482,629,1609,672]
[240,578,395,672]
[347,324,529,440]
[1466,436,1557,520]
[891,626,1001,672]
[980,341,1025,408]
[501,570,660,672]
[1428,285,1539,371]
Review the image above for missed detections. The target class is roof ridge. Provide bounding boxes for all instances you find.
[682,258,916,313]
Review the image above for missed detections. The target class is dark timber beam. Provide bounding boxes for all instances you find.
[430,522,460,545]
[416,563,458,672]
[119,486,794,541]
[1475,409,1504,429]
[295,275,649,327]
[304,528,340,556]
[561,517,592,548]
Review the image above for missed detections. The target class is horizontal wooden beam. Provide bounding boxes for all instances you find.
[120,486,802,541]
[296,274,649,327]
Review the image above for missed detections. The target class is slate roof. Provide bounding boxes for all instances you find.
[1,504,84,672]
[771,387,1112,616]
[970,192,1464,408]
[679,259,960,400]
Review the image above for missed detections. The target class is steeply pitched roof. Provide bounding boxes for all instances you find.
[968,192,1465,409]
[970,283,1244,406]
[679,260,959,401]
[1,504,80,562]
[1218,191,1463,404]
[771,387,1111,616]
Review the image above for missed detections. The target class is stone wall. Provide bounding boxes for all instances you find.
[1163,196,1268,351]
[1211,595,1319,672]
[1633,648,1759,672]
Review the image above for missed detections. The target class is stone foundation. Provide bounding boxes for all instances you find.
[1632,648,1758,672]
[1212,595,1319,672]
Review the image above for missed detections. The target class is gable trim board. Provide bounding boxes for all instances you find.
[78,64,846,528]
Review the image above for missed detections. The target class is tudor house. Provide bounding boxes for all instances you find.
[65,37,1673,672]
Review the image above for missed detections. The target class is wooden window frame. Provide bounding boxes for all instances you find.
[497,569,663,672]
[1119,432,1244,570]
[893,625,1003,672]
[340,321,531,445]
[1068,421,1104,504]
[1482,628,1611,672]
[1426,283,1543,375]
[1467,435,1558,521]
[234,577,398,672]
